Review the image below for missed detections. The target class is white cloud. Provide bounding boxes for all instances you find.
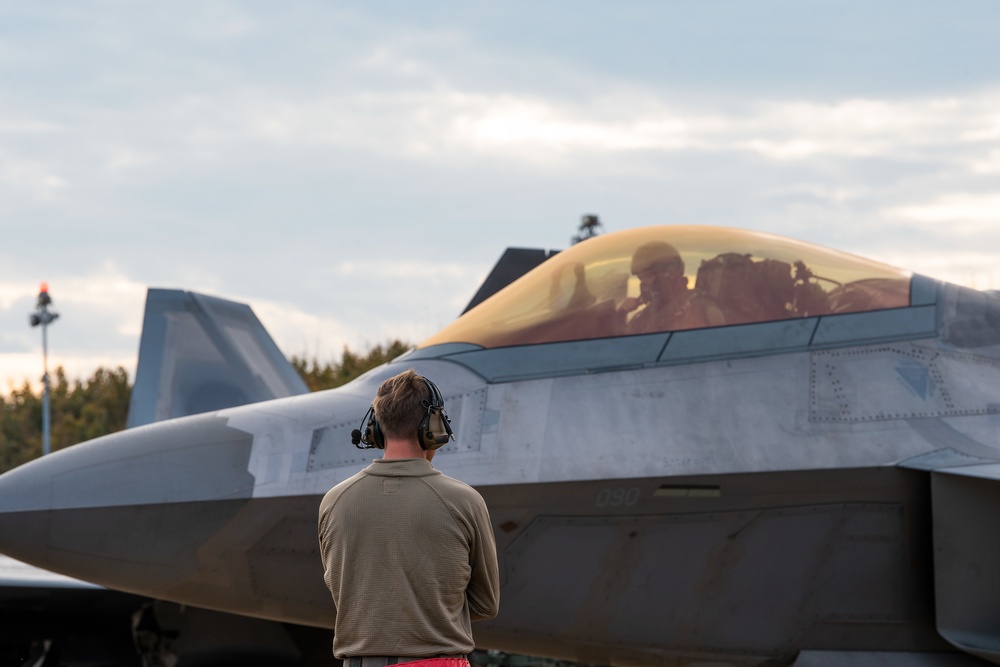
[872,250,1000,292]
[0,281,39,310]
[961,114,1000,141]
[5,55,1000,201]
[11,67,981,176]
[888,193,1000,226]
[1,351,136,397]
[0,161,67,198]
[331,259,482,281]
[253,297,442,365]
[218,87,1000,170]
[0,119,63,134]
[250,299,358,362]
[970,149,1000,174]
[60,265,146,302]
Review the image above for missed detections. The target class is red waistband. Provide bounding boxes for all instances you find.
[347,657,470,667]
[401,660,468,667]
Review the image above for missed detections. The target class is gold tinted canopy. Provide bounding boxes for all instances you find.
[419,226,911,350]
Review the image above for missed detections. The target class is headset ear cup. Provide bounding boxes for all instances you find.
[371,418,385,449]
[417,413,432,450]
[419,408,452,450]
[353,405,378,449]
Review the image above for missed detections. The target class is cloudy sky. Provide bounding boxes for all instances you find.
[3,1,1000,392]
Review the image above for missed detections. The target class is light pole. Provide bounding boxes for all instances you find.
[29,283,59,456]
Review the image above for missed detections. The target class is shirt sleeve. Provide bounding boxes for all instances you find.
[466,494,501,621]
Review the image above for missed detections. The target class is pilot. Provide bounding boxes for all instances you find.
[317,369,500,667]
[618,241,725,334]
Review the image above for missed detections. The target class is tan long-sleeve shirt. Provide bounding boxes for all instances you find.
[318,458,500,659]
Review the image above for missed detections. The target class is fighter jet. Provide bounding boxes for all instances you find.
[1,225,999,667]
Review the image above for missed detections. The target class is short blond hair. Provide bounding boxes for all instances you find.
[373,369,430,442]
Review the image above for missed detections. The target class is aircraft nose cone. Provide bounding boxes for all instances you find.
[0,413,256,593]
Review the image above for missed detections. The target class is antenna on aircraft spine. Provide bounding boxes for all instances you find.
[29,283,59,456]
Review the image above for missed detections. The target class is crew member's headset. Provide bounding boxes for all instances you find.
[351,376,455,450]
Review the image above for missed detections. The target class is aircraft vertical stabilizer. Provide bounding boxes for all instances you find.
[461,247,558,313]
[126,289,309,428]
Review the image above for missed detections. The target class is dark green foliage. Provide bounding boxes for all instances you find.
[291,340,412,392]
[0,366,132,473]
[0,381,41,474]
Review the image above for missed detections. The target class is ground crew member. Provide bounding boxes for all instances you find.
[318,369,500,667]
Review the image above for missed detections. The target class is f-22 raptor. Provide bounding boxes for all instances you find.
[1,225,999,667]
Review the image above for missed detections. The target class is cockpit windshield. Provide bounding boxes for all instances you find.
[419,226,911,350]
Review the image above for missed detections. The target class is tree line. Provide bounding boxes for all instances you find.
[0,340,411,474]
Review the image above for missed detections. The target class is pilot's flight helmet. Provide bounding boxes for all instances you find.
[631,241,683,277]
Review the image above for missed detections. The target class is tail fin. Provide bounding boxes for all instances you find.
[126,289,309,428]
[462,247,559,314]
